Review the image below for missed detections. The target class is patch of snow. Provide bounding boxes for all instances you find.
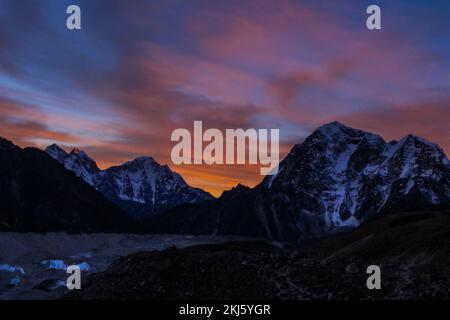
[443,157,449,166]
[420,169,435,178]
[266,165,283,188]
[9,275,21,286]
[400,156,415,179]
[404,179,415,194]
[41,259,91,271]
[0,264,25,274]
[53,280,66,288]
[348,180,361,214]
[363,164,378,175]
[41,259,67,270]
[331,187,346,225]
[425,189,440,205]
[77,262,91,271]
[340,215,360,227]
[334,144,358,174]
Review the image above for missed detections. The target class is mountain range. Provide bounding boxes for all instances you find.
[148,122,450,241]
[46,144,212,220]
[1,121,449,240]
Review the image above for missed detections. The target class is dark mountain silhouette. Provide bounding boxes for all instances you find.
[0,137,138,232]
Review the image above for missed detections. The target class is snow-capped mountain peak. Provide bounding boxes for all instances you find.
[46,145,212,220]
[46,144,68,163]
[313,121,385,146]
[119,156,159,173]
[261,122,450,235]
[315,121,353,139]
[46,144,99,185]
[393,134,448,163]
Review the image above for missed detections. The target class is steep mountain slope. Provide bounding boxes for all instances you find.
[0,138,137,232]
[45,145,212,220]
[148,122,450,242]
[46,144,100,185]
[259,122,450,232]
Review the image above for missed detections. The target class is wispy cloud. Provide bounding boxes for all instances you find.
[0,0,449,195]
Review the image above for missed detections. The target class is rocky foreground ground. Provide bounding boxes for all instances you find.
[68,210,450,300]
[0,233,254,299]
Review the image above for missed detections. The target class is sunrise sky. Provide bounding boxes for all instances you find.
[0,0,449,196]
